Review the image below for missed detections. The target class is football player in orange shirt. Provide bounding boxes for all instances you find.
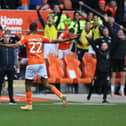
[58,28,76,59]
[0,23,76,110]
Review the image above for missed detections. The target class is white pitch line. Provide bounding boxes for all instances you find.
[52,102,117,106]
[0,102,118,106]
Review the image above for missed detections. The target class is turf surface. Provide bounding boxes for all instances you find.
[0,102,126,126]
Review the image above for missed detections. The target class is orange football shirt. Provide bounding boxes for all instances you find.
[20,34,51,65]
[58,30,75,50]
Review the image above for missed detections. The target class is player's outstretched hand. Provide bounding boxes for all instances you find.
[79,1,84,6]
[103,14,109,22]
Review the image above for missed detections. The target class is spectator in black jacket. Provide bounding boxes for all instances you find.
[0,30,20,104]
[108,16,121,33]
[89,26,112,55]
[104,15,126,97]
[110,29,126,97]
[115,0,126,27]
[86,35,111,103]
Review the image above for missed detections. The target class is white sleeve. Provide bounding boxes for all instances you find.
[58,33,64,40]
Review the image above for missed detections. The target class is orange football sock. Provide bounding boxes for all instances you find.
[51,86,62,98]
[26,92,32,105]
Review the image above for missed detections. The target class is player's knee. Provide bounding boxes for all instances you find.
[43,84,51,89]
[111,72,116,78]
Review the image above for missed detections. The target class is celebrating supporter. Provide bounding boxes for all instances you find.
[97,0,107,14]
[76,21,92,61]
[51,4,71,31]
[36,6,62,59]
[105,0,117,17]
[69,11,85,52]
[89,16,112,56]
[69,11,85,34]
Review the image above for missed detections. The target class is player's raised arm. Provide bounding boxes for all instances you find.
[0,41,21,48]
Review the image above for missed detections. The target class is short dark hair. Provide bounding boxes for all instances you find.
[69,28,75,33]
[102,26,108,30]
[74,11,80,16]
[85,21,90,24]
[29,23,37,32]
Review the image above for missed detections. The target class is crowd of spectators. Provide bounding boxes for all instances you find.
[0,0,126,95]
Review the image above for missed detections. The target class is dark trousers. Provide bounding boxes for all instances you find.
[77,48,88,61]
[0,66,15,101]
[88,71,109,101]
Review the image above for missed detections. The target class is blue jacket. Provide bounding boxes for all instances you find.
[29,0,42,5]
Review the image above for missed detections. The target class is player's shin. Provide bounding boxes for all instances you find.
[26,91,32,105]
[51,86,62,98]
[51,86,67,107]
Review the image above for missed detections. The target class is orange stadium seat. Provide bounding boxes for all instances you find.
[47,52,72,84]
[82,53,97,82]
[64,52,91,84]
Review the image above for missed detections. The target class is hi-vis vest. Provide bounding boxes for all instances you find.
[77,29,92,50]
[69,20,85,34]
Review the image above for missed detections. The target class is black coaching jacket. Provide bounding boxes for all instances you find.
[0,34,20,66]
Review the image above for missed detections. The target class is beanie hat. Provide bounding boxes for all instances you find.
[99,0,106,6]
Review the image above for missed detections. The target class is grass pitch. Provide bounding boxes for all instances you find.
[0,102,126,126]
